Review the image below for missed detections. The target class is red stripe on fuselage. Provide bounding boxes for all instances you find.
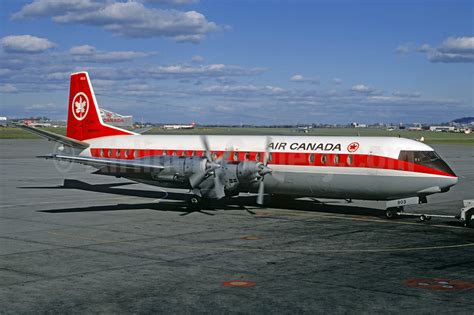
[89,148,455,178]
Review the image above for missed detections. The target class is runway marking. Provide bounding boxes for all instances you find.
[223,280,256,287]
[406,278,474,291]
[240,236,262,240]
[46,230,474,254]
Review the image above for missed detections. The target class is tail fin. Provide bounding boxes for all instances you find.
[66,72,136,141]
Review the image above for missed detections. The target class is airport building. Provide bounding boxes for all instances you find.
[100,108,133,128]
[429,126,456,132]
[0,116,7,127]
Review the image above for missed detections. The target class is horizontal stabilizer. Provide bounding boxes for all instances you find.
[16,124,89,150]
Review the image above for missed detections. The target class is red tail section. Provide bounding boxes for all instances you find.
[66,72,136,141]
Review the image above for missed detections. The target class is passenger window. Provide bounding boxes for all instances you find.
[108,149,112,158]
[233,152,239,161]
[321,155,327,164]
[268,153,273,162]
[100,149,104,157]
[181,151,186,156]
[124,150,129,158]
[308,154,315,164]
[116,149,121,158]
[191,151,196,156]
[334,154,339,164]
[255,153,261,162]
[244,153,250,161]
[347,155,353,165]
[133,150,139,159]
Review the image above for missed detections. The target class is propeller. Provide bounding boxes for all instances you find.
[256,136,272,205]
[188,135,220,189]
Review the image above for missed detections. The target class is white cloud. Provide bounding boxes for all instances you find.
[191,55,204,62]
[149,64,265,78]
[0,83,18,93]
[69,44,154,63]
[69,44,95,55]
[200,84,285,95]
[395,45,410,54]
[143,0,199,5]
[438,37,474,53]
[13,1,220,43]
[392,91,421,98]
[26,102,59,112]
[351,84,374,93]
[290,74,304,82]
[12,0,102,19]
[332,78,342,85]
[290,74,320,84]
[428,37,474,63]
[411,36,474,63]
[1,35,55,53]
[417,44,431,52]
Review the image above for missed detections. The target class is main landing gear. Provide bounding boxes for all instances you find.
[385,207,402,220]
[187,195,201,211]
[186,194,214,212]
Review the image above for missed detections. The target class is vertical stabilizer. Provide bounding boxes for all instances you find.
[66,72,136,141]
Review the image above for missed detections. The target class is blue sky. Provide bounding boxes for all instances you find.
[0,0,472,124]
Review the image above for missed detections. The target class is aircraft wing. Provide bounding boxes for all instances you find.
[16,124,89,150]
[38,154,165,171]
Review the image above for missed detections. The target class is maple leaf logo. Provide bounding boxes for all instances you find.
[71,93,89,121]
[347,142,360,152]
[75,97,86,116]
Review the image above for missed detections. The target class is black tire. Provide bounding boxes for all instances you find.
[187,195,202,211]
[466,209,473,228]
[385,208,398,219]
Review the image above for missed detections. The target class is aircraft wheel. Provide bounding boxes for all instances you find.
[385,208,398,219]
[419,214,431,222]
[466,209,473,228]
[187,195,203,211]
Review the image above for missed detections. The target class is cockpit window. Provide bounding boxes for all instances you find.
[398,150,455,176]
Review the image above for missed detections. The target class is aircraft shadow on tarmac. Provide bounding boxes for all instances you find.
[20,179,384,217]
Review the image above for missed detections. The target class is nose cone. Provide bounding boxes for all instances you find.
[440,175,458,192]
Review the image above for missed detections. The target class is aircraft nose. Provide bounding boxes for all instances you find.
[440,175,458,192]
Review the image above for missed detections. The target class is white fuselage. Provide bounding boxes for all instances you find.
[80,135,457,201]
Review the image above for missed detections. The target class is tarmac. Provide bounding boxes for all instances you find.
[0,139,473,313]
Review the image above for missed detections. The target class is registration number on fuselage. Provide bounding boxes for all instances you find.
[386,197,420,208]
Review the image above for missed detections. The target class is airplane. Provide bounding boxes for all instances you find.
[163,122,196,130]
[19,71,458,217]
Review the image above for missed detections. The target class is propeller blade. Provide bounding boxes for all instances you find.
[263,136,272,166]
[215,146,233,164]
[200,135,212,161]
[189,172,207,188]
[213,168,226,199]
[256,179,265,205]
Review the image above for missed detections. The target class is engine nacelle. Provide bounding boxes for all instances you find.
[149,156,206,184]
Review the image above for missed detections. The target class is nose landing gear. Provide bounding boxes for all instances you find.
[384,198,473,228]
